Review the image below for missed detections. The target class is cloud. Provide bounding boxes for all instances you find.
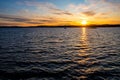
[0,14,47,24]
[106,0,120,3]
[0,14,74,26]
[86,0,120,10]
[68,0,120,19]
[51,8,72,15]
[21,1,73,16]
[0,14,30,22]
[69,0,120,12]
[1,0,120,26]
[82,11,96,16]
[24,1,55,9]
[0,22,18,26]
[0,16,45,26]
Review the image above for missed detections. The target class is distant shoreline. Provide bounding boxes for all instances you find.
[0,24,120,28]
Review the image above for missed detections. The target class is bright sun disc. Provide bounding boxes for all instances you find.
[81,20,87,25]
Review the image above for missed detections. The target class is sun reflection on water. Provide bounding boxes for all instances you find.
[77,27,90,63]
[81,27,87,42]
[80,27,89,52]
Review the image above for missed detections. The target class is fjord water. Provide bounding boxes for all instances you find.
[0,27,120,80]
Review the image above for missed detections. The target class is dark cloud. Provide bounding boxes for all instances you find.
[53,11,72,15]
[0,14,48,22]
[0,14,30,22]
[0,14,46,24]
[0,22,16,26]
[82,11,96,16]
[0,14,66,25]
[63,12,73,15]
[50,8,72,15]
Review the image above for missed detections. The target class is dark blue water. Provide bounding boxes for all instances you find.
[0,27,120,80]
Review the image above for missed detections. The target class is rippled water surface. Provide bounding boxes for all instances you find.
[0,27,120,80]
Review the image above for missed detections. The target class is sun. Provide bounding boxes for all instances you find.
[81,20,87,25]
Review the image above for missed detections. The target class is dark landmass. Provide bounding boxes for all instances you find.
[0,24,120,28]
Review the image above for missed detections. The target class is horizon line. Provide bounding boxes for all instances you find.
[0,24,120,28]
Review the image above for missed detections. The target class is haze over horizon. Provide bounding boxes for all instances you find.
[0,0,120,26]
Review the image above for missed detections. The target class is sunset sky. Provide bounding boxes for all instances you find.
[0,0,120,26]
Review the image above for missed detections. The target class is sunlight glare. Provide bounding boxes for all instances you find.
[81,20,87,25]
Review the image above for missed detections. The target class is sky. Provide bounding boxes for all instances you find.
[0,0,120,26]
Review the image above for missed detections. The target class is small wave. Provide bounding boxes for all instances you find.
[0,68,67,79]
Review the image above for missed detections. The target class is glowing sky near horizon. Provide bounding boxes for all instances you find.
[0,0,120,26]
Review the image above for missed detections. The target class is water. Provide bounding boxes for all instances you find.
[0,27,120,80]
